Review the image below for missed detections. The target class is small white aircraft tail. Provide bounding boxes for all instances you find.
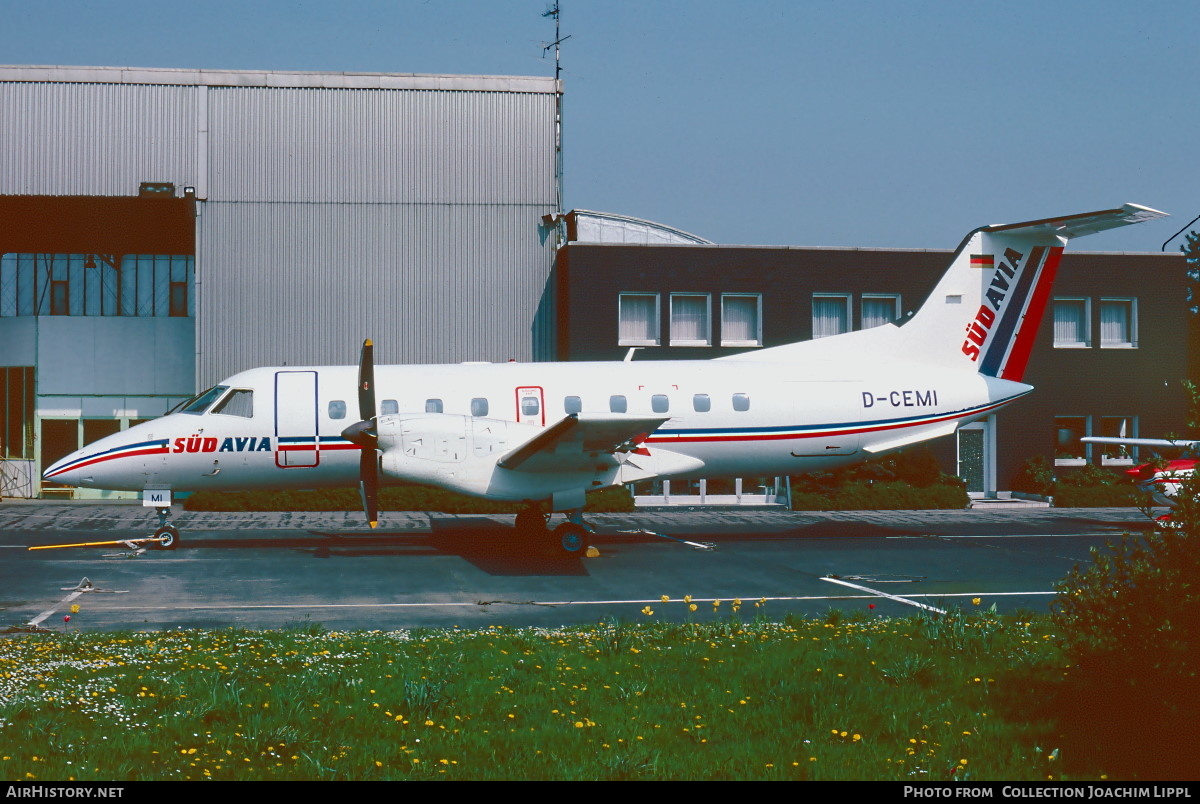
[898,203,1166,380]
[720,204,1167,380]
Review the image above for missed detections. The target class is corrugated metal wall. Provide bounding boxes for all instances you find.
[0,69,560,386]
[0,81,200,195]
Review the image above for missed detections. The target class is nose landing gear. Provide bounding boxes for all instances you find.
[151,507,180,550]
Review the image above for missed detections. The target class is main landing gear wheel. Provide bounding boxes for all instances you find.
[553,522,587,554]
[153,525,180,550]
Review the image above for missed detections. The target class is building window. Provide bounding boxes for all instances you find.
[1098,416,1137,465]
[564,396,582,415]
[669,293,711,346]
[1054,415,1089,465]
[862,294,900,329]
[1099,298,1137,348]
[1053,298,1091,347]
[720,294,761,346]
[425,399,443,413]
[1,253,194,318]
[50,281,69,316]
[470,398,489,417]
[812,294,850,339]
[618,292,660,346]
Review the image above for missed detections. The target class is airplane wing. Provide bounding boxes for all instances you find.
[499,412,671,472]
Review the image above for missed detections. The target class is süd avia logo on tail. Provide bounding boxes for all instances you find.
[961,247,1024,361]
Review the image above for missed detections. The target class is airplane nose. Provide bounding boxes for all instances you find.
[43,451,89,486]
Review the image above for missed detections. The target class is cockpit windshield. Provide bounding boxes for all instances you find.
[176,385,230,415]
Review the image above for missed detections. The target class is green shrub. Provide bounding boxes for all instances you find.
[1052,462,1141,507]
[1010,455,1053,496]
[789,479,968,511]
[1049,472,1199,777]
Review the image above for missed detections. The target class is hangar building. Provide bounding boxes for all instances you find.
[0,65,560,497]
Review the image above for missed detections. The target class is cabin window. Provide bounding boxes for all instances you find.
[471,398,489,417]
[425,399,443,413]
[211,389,254,418]
[521,396,540,417]
[693,393,711,412]
[180,385,229,415]
[328,400,347,420]
[564,396,582,415]
[381,399,399,415]
[610,395,627,413]
[651,394,670,413]
[732,393,750,412]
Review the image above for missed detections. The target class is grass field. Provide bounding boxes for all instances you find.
[0,603,1127,781]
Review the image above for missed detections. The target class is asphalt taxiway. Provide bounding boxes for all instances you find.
[0,502,1158,633]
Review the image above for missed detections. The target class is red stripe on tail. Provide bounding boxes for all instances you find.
[999,246,1063,381]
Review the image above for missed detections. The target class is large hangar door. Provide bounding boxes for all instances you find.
[275,371,319,468]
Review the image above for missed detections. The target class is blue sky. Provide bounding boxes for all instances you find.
[4,0,1196,252]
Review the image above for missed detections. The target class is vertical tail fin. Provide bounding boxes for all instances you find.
[899,204,1167,380]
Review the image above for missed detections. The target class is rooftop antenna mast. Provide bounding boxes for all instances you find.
[542,2,569,225]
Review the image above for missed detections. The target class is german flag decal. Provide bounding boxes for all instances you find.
[970,254,994,268]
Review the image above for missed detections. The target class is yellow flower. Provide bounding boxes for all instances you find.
[971,597,981,606]
[641,606,654,616]
[959,759,968,766]
[689,604,697,612]
[683,595,693,604]
[660,595,670,603]
[70,604,80,614]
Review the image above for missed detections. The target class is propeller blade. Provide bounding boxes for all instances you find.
[358,338,376,422]
[352,338,379,528]
[359,448,379,529]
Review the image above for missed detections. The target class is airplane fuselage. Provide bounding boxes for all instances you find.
[46,356,1029,498]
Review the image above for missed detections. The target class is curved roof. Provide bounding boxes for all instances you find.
[565,210,712,245]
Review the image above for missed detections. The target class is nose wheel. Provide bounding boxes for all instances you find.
[152,507,180,550]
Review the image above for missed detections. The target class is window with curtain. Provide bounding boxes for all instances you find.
[1052,298,1090,347]
[861,294,899,329]
[1099,298,1136,348]
[670,294,711,346]
[812,294,850,339]
[618,293,659,346]
[720,294,761,346]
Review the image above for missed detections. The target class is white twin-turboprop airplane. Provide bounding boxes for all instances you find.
[44,203,1167,553]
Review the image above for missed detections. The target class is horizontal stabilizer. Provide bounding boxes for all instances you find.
[985,203,1167,241]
